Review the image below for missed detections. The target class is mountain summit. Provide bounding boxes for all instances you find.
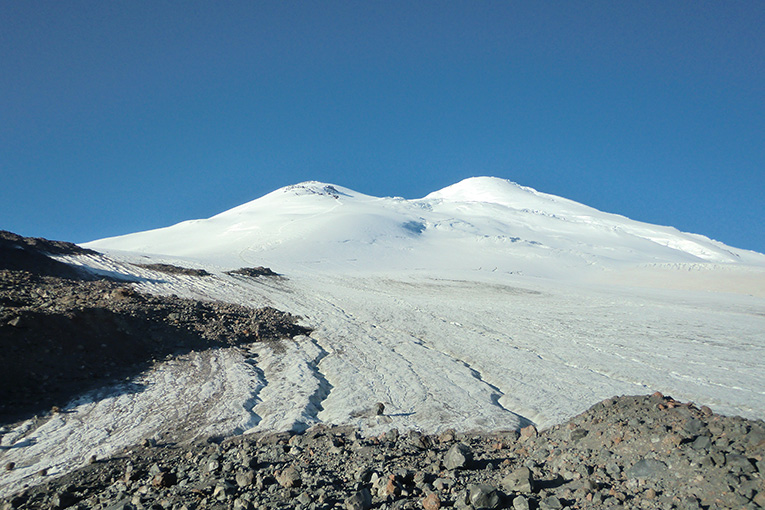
[85,177,765,279]
[425,176,585,211]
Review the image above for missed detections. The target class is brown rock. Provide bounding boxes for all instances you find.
[438,429,456,443]
[422,492,441,510]
[152,471,177,488]
[520,424,537,440]
[236,470,255,488]
[276,465,302,488]
[379,474,400,498]
[124,469,140,483]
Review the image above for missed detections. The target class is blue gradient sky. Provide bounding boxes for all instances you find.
[2,2,764,253]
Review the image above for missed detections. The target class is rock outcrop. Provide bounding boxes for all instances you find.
[0,232,310,424]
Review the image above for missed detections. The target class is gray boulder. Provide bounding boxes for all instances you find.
[444,443,474,470]
[468,483,501,509]
[345,488,372,510]
[625,459,667,478]
[501,466,534,493]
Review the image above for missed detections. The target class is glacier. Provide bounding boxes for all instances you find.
[1,177,764,497]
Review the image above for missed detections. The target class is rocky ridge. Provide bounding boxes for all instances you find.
[2,393,763,509]
[0,232,310,424]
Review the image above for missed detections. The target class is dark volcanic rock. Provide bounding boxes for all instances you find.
[133,262,212,277]
[0,231,311,424]
[443,442,474,470]
[467,483,501,509]
[501,466,534,493]
[2,394,765,510]
[226,266,281,278]
[0,230,96,257]
[0,230,97,279]
[625,458,667,478]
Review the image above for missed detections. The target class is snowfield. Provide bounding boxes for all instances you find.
[2,177,764,496]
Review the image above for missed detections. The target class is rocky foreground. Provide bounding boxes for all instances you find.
[2,393,763,510]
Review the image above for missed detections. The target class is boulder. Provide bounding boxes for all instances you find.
[443,443,473,470]
[345,488,372,510]
[625,459,667,479]
[468,484,501,509]
[277,465,302,488]
[501,466,534,493]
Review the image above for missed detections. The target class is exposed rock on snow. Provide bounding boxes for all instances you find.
[0,233,310,425]
[226,266,281,278]
[131,262,212,277]
[0,230,97,279]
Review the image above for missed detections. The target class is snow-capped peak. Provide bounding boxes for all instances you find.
[424,176,594,214]
[426,176,539,204]
[281,181,355,199]
[84,177,765,276]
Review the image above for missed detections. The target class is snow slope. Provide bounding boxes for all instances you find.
[2,177,764,496]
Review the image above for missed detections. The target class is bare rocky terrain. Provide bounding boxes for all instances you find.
[0,231,763,509]
[2,393,763,510]
[0,231,310,424]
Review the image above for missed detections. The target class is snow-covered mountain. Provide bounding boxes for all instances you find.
[86,177,765,280]
[2,177,764,497]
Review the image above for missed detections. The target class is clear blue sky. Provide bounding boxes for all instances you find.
[2,1,764,253]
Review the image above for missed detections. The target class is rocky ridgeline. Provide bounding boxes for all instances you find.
[2,393,763,510]
[225,267,281,278]
[0,231,310,424]
[131,264,212,278]
[0,231,98,280]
